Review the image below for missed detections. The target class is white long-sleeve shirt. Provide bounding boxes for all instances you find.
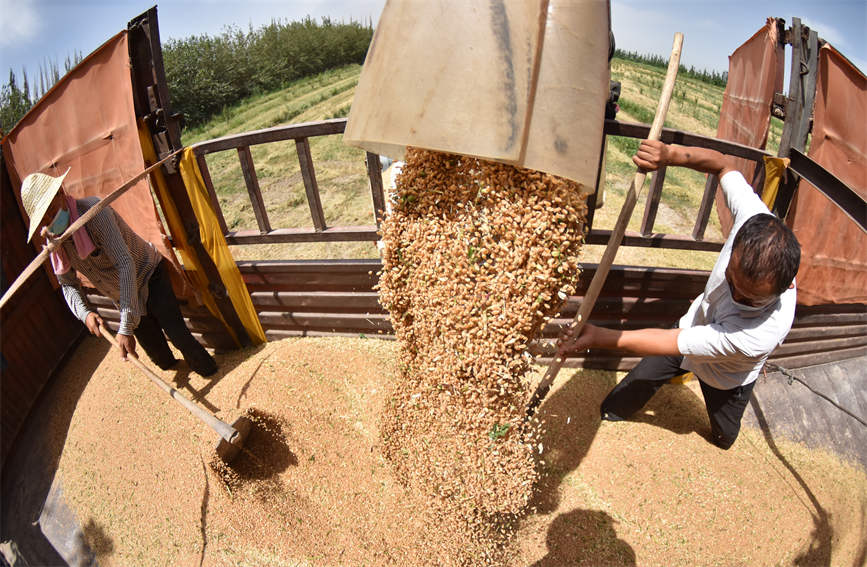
[676,171,797,390]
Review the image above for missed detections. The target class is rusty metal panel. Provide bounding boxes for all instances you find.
[0,159,80,466]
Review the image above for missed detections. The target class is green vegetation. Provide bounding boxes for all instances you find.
[614,48,728,87]
[0,17,370,133]
[1,25,784,272]
[184,65,377,261]
[163,17,373,127]
[0,52,83,132]
[190,56,790,269]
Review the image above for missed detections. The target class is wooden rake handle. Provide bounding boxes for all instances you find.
[525,32,684,418]
[0,149,183,311]
[98,325,238,443]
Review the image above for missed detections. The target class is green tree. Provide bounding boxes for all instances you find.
[0,70,33,132]
[163,17,373,128]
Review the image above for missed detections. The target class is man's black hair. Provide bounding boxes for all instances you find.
[732,213,801,295]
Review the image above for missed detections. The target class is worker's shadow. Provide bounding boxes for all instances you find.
[529,508,636,567]
[627,379,711,437]
[749,396,837,567]
[528,370,710,565]
[528,368,636,565]
[1,333,111,565]
[170,342,268,414]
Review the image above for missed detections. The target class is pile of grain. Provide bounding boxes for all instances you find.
[378,148,589,564]
[208,408,293,492]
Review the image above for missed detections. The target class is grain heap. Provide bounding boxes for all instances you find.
[378,148,589,563]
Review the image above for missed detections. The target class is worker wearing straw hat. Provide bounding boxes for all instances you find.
[559,140,800,450]
[20,169,218,377]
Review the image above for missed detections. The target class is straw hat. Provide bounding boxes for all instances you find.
[20,168,70,242]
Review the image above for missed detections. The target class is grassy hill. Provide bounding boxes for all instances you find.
[180,59,784,269]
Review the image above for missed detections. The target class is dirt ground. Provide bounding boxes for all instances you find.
[51,336,866,566]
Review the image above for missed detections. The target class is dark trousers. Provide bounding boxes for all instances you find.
[600,354,755,449]
[133,260,214,374]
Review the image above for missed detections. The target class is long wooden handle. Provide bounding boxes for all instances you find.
[526,32,684,418]
[0,149,183,311]
[98,325,238,443]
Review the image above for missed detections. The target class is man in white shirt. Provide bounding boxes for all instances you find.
[559,139,800,449]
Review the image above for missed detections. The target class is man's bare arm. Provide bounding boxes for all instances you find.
[559,323,681,356]
[633,140,735,178]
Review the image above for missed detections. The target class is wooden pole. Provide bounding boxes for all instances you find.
[526,32,684,418]
[99,325,239,444]
[0,150,182,311]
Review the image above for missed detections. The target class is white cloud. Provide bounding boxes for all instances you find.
[0,0,39,46]
[799,16,865,74]
[800,17,845,48]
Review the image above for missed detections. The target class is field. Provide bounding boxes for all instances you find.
[180,59,785,270]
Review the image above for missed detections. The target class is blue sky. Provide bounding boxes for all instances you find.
[1,0,865,92]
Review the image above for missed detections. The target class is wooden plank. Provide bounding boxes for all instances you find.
[792,312,867,327]
[237,145,271,233]
[771,346,867,369]
[585,229,723,251]
[249,291,382,312]
[553,297,694,320]
[93,306,227,335]
[784,324,867,341]
[795,303,866,314]
[242,271,380,293]
[796,28,819,153]
[778,18,804,158]
[604,120,772,162]
[102,317,235,351]
[238,261,711,297]
[295,137,327,231]
[248,294,694,322]
[541,318,678,336]
[225,225,380,245]
[366,151,387,225]
[227,225,380,245]
[196,153,228,235]
[692,174,718,241]
[191,119,347,155]
[585,137,608,232]
[774,334,867,357]
[775,23,821,219]
[575,266,709,296]
[265,329,395,341]
[641,165,666,236]
[236,259,383,273]
[256,311,392,332]
[533,353,642,372]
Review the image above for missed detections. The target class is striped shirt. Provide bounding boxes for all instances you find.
[57,197,161,335]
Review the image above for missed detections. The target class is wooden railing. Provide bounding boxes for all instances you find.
[189,118,386,245]
[188,117,818,255]
[111,116,867,368]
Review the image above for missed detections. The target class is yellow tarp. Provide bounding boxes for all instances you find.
[761,156,789,209]
[138,123,265,345]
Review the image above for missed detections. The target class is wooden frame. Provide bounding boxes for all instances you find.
[190,119,386,246]
[128,7,252,347]
[189,117,789,255]
[160,15,862,372]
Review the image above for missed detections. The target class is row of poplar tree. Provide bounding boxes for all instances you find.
[2,19,734,135]
[0,17,373,133]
